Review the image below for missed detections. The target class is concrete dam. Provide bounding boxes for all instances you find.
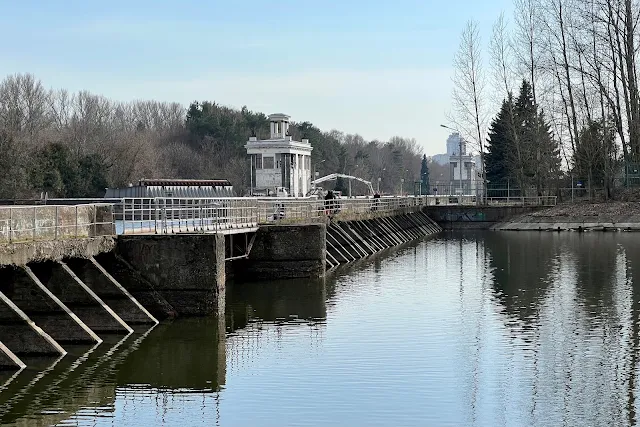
[0,196,446,371]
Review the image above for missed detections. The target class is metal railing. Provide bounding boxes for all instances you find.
[420,195,557,207]
[115,195,558,233]
[117,198,258,235]
[0,203,115,243]
[256,198,324,223]
[0,194,558,241]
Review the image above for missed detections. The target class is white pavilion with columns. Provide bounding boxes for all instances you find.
[245,113,313,197]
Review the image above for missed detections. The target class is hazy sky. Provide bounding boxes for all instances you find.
[0,0,513,155]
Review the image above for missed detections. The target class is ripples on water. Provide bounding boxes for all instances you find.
[1,231,640,426]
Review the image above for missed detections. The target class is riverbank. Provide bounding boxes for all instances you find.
[492,201,640,231]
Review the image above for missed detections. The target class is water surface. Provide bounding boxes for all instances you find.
[1,231,639,426]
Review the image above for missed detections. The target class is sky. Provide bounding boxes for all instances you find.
[0,0,513,156]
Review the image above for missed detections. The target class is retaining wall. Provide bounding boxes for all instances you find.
[424,206,543,229]
[325,211,441,268]
[115,234,226,316]
[234,224,326,280]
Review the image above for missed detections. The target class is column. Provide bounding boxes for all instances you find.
[293,154,299,197]
[301,155,307,196]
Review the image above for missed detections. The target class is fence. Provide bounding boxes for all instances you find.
[0,195,559,240]
[0,204,115,243]
[117,198,258,234]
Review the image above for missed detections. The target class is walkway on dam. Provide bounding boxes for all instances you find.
[0,194,556,242]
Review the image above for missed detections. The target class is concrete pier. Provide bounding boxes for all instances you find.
[116,234,226,316]
[235,224,326,280]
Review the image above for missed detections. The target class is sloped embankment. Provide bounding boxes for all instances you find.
[492,201,640,231]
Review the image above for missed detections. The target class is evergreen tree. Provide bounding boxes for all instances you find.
[534,109,561,195]
[484,81,560,196]
[485,96,515,190]
[513,80,538,189]
[575,119,616,196]
[420,154,429,195]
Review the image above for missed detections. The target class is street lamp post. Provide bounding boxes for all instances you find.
[312,159,325,188]
[441,124,464,196]
[377,177,381,193]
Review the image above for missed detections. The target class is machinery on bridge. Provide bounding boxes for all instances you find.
[309,173,375,197]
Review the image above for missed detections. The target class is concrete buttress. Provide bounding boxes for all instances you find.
[0,266,101,345]
[115,234,226,316]
[29,261,133,335]
[64,257,158,325]
[0,290,66,356]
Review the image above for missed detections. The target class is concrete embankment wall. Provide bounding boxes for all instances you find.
[113,234,226,316]
[0,254,160,370]
[233,224,326,281]
[493,215,640,231]
[491,203,640,231]
[424,206,543,230]
[325,211,441,268]
[0,209,440,370]
[232,210,442,279]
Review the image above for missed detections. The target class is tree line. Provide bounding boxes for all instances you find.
[451,0,640,198]
[0,73,422,199]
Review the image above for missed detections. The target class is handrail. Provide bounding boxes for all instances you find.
[0,194,558,240]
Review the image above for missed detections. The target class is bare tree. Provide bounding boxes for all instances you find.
[451,20,487,197]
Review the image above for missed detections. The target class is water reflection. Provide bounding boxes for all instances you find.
[0,277,326,426]
[6,232,640,425]
[483,232,640,426]
[226,278,327,331]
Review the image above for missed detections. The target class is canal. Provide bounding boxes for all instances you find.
[1,231,639,426]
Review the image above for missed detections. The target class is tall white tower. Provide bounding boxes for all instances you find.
[245,113,313,197]
[446,132,466,156]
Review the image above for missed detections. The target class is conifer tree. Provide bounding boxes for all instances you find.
[485,96,515,189]
[485,80,560,195]
[420,154,429,195]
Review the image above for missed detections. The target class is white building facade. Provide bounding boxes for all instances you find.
[432,132,482,195]
[245,113,313,197]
